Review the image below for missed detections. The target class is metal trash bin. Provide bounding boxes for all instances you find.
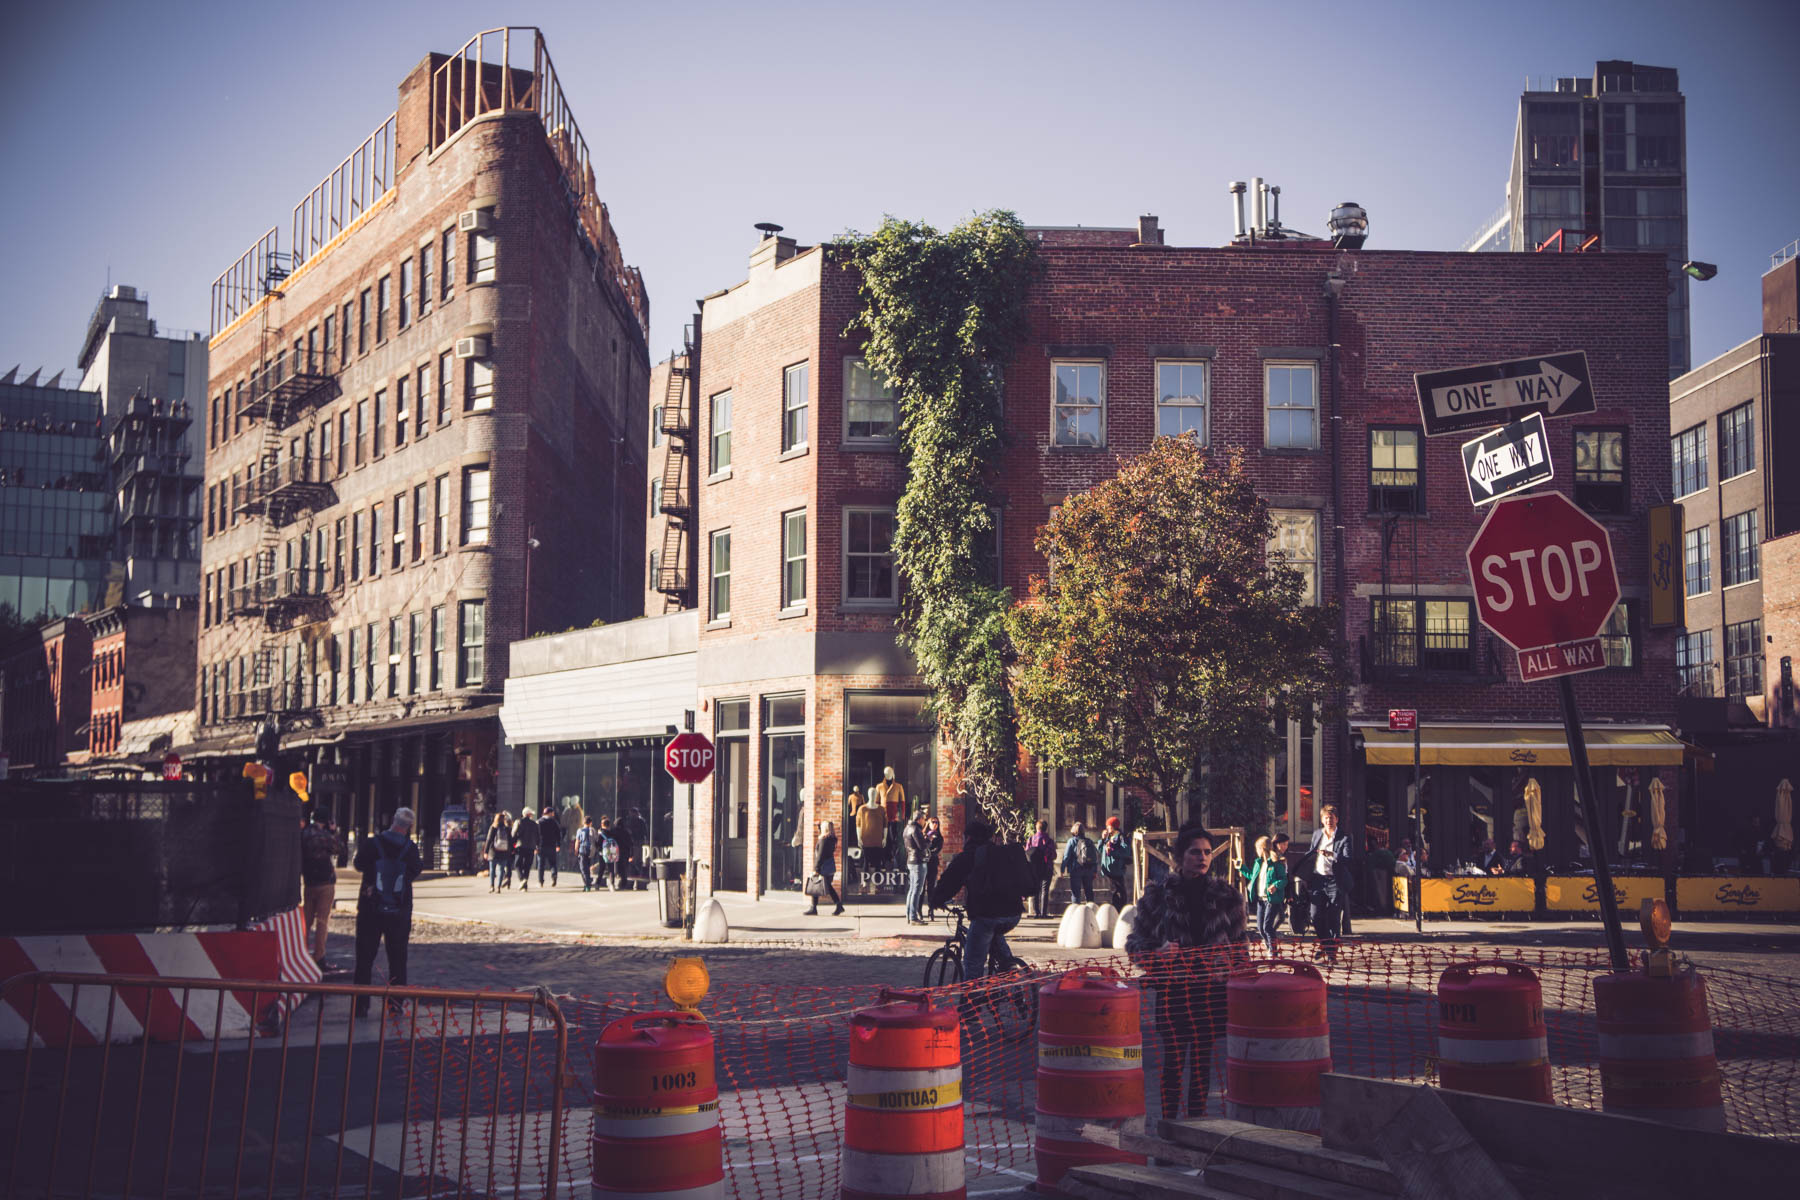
[653,858,687,929]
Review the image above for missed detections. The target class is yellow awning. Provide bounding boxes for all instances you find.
[1360,725,1684,767]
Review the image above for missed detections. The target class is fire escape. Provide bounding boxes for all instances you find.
[109,394,202,578]
[653,324,697,610]
[227,257,340,720]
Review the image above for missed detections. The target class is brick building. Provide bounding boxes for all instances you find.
[195,28,650,858]
[68,604,197,770]
[660,212,1681,905]
[0,616,92,775]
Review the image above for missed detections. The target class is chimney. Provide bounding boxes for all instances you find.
[1250,177,1266,236]
[1765,243,1799,333]
[1229,182,1247,239]
[1135,215,1164,246]
[748,222,797,271]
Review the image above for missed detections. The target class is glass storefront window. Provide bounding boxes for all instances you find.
[843,690,934,898]
[539,741,671,868]
[715,699,751,891]
[764,691,806,893]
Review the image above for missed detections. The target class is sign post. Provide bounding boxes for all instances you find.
[1467,491,1628,969]
[665,725,716,939]
[1390,710,1423,933]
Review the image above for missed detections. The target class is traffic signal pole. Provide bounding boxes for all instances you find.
[1413,718,1424,936]
[1558,676,1630,970]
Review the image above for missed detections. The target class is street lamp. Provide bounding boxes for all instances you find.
[1682,261,1718,281]
[523,526,540,636]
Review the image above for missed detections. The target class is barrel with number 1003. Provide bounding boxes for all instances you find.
[591,1011,724,1200]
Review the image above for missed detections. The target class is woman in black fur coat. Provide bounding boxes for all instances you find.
[1125,824,1249,1118]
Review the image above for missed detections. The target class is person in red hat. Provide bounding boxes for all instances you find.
[1099,815,1130,906]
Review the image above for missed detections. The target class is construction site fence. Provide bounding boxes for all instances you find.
[4,942,1798,1199]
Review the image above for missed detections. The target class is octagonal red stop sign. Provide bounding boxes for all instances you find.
[664,731,716,784]
[1466,492,1619,651]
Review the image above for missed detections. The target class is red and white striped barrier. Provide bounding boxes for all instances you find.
[0,906,317,1048]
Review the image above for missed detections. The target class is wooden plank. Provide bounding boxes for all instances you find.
[1202,1160,1391,1200]
[1319,1073,1800,1194]
[1366,1086,1524,1200]
[1158,1118,1399,1194]
[1060,1161,1240,1199]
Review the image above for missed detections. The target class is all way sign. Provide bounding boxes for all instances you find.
[1414,350,1594,437]
[1461,413,1553,506]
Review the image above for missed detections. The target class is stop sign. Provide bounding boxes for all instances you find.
[664,731,716,784]
[1466,492,1619,651]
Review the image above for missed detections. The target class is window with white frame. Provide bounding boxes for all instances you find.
[710,530,732,619]
[844,357,899,441]
[1719,401,1755,480]
[1684,523,1711,596]
[1676,629,1714,696]
[782,509,807,608]
[465,359,493,411]
[1267,510,1319,605]
[1265,361,1318,449]
[1052,362,1104,447]
[844,508,898,604]
[1156,361,1209,441]
[710,391,732,473]
[461,466,491,545]
[782,362,809,452]
[1671,423,1707,497]
[1722,509,1760,586]
[1725,619,1763,699]
[458,600,485,686]
[471,229,496,283]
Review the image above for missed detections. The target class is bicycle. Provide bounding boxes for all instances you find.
[922,906,1038,1043]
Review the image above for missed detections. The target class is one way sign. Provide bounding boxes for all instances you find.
[1414,350,1594,437]
[1461,413,1553,506]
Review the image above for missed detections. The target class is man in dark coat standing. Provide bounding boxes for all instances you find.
[352,807,423,1016]
[511,808,540,891]
[536,807,563,887]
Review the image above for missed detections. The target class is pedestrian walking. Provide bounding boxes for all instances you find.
[621,806,648,888]
[612,815,639,891]
[1062,821,1098,905]
[352,807,424,1015]
[574,816,599,891]
[806,820,844,916]
[1304,805,1352,962]
[1126,824,1248,1119]
[1026,819,1056,918]
[922,815,945,920]
[930,813,1032,979]
[300,810,342,967]
[1099,816,1130,906]
[903,808,930,924]
[536,807,563,887]
[511,808,540,891]
[1239,834,1289,954]
[484,812,515,892]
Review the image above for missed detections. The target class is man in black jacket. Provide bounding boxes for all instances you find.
[930,814,1029,978]
[1304,805,1352,961]
[536,808,563,887]
[512,809,540,891]
[352,807,424,1016]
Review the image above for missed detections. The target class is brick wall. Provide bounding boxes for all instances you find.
[1764,531,1800,729]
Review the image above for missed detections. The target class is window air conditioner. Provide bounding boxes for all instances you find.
[458,209,492,233]
[454,336,489,359]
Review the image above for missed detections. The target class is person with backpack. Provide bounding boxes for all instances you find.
[1099,816,1130,907]
[1025,819,1057,918]
[597,816,623,891]
[612,815,639,891]
[573,816,599,892]
[484,812,515,892]
[1239,833,1290,954]
[930,813,1032,979]
[300,810,342,967]
[511,807,540,891]
[535,807,564,887]
[352,807,424,1016]
[1061,821,1099,905]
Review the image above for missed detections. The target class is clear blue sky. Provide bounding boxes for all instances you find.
[4,0,1796,376]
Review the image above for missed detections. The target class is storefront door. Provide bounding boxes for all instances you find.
[715,699,749,892]
[762,694,806,893]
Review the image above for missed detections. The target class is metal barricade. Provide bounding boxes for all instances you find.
[2,972,569,1198]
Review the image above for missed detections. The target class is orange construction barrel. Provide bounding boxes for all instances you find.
[842,989,964,1200]
[1033,967,1145,1191]
[1436,960,1553,1104]
[1593,967,1726,1131]
[1225,960,1330,1132]
[591,1011,724,1200]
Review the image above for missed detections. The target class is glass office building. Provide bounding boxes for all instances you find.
[0,378,113,623]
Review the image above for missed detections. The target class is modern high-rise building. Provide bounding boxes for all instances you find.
[1467,61,1690,377]
[0,374,113,624]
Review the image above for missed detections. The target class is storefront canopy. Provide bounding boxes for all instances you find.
[1357,724,1685,767]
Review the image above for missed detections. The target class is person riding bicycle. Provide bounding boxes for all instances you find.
[930,812,1031,980]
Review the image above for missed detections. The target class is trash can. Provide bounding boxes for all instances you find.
[653,859,687,929]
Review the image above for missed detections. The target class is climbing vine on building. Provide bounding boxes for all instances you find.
[843,212,1039,828]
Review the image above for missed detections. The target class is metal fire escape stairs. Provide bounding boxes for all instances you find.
[653,325,696,610]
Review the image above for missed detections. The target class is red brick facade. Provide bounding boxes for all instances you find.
[1765,531,1800,730]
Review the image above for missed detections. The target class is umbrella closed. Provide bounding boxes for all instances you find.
[1524,777,1545,852]
[1775,779,1794,853]
[1649,777,1668,851]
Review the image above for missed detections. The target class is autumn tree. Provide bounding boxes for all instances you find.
[1008,437,1342,830]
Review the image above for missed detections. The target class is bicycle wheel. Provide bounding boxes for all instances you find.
[924,945,963,989]
[994,957,1039,1041]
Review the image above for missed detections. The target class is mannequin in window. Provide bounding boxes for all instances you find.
[853,786,886,865]
[874,765,907,861]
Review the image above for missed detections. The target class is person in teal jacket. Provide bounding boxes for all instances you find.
[1240,833,1290,953]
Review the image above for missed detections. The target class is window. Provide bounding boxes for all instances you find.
[387,617,401,697]
[461,466,491,544]
[1719,402,1755,480]
[409,612,423,695]
[709,530,732,619]
[376,275,390,341]
[434,474,449,553]
[782,509,807,608]
[782,362,809,451]
[1267,510,1320,605]
[372,389,386,457]
[430,605,445,689]
[416,365,430,437]
[333,517,346,586]
[395,377,409,446]
[1372,598,1474,671]
[1051,361,1104,448]
[844,508,898,604]
[1684,524,1711,596]
[471,230,496,283]
[1676,629,1715,696]
[465,359,493,411]
[336,410,349,476]
[1671,423,1708,497]
[398,258,413,329]
[651,405,663,448]
[341,302,354,365]
[368,505,382,576]
[322,314,335,370]
[1156,361,1209,441]
[650,478,662,518]
[348,627,361,703]
[437,351,453,422]
[350,510,364,582]
[1265,362,1318,449]
[1600,603,1635,667]
[1725,619,1763,700]
[975,507,1003,586]
[648,550,660,589]
[355,399,368,466]
[412,484,428,561]
[457,601,486,687]
[391,493,405,570]
[710,391,732,473]
[1574,428,1627,514]
[844,357,899,441]
[418,245,434,318]
[1722,510,1760,586]
[1368,428,1423,512]
[441,228,455,301]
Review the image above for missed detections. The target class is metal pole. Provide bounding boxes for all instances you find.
[1413,719,1424,935]
[1559,676,1629,970]
[683,709,698,940]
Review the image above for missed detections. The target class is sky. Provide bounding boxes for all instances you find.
[4,0,1797,378]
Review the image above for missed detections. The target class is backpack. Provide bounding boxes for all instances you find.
[371,833,410,915]
[1072,837,1095,868]
[301,826,335,871]
[601,837,620,864]
[492,826,512,853]
[1100,834,1127,875]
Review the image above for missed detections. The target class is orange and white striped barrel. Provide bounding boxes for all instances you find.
[1225,960,1330,1132]
[1593,967,1725,1131]
[1436,960,1552,1104]
[591,1011,724,1200]
[842,988,964,1200]
[1034,967,1145,1191]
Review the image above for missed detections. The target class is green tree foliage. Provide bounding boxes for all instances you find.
[843,212,1040,828]
[1008,437,1343,830]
